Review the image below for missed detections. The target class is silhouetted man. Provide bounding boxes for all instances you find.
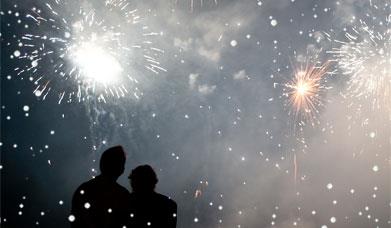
[71,146,130,228]
[126,165,177,228]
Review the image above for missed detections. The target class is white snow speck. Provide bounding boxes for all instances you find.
[68,215,75,222]
[23,105,30,112]
[13,50,21,57]
[330,217,336,223]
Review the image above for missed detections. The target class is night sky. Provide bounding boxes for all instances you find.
[1,0,390,227]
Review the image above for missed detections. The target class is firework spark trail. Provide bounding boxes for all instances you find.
[13,0,166,103]
[174,0,218,12]
[284,59,331,127]
[293,153,297,186]
[328,0,390,115]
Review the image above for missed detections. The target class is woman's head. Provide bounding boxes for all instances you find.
[128,165,158,193]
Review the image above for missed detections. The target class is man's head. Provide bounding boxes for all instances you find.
[99,146,126,179]
[128,165,158,193]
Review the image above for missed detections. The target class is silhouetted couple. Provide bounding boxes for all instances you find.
[71,146,177,228]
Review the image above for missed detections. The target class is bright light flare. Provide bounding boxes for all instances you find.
[285,60,330,124]
[295,71,313,96]
[70,42,123,85]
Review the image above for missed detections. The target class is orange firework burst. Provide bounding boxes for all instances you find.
[285,60,330,124]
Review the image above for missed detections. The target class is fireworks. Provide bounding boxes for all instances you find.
[174,0,218,12]
[329,0,390,114]
[13,0,166,103]
[285,59,330,125]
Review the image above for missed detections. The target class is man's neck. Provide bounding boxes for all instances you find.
[98,174,118,182]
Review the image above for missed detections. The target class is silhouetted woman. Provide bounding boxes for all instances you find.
[126,165,177,228]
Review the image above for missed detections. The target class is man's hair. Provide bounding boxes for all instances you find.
[129,165,158,192]
[99,146,126,177]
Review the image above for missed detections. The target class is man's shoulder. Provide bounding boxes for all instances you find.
[74,177,129,196]
[155,193,177,208]
[75,178,96,192]
[114,182,131,195]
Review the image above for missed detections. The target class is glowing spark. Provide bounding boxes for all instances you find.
[194,180,208,199]
[194,189,202,198]
[285,59,330,124]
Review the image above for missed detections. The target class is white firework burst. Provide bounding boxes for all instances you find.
[13,0,166,103]
[329,0,390,113]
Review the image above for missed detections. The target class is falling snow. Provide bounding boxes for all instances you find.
[1,0,390,227]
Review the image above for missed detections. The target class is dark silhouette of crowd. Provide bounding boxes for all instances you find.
[71,146,177,228]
